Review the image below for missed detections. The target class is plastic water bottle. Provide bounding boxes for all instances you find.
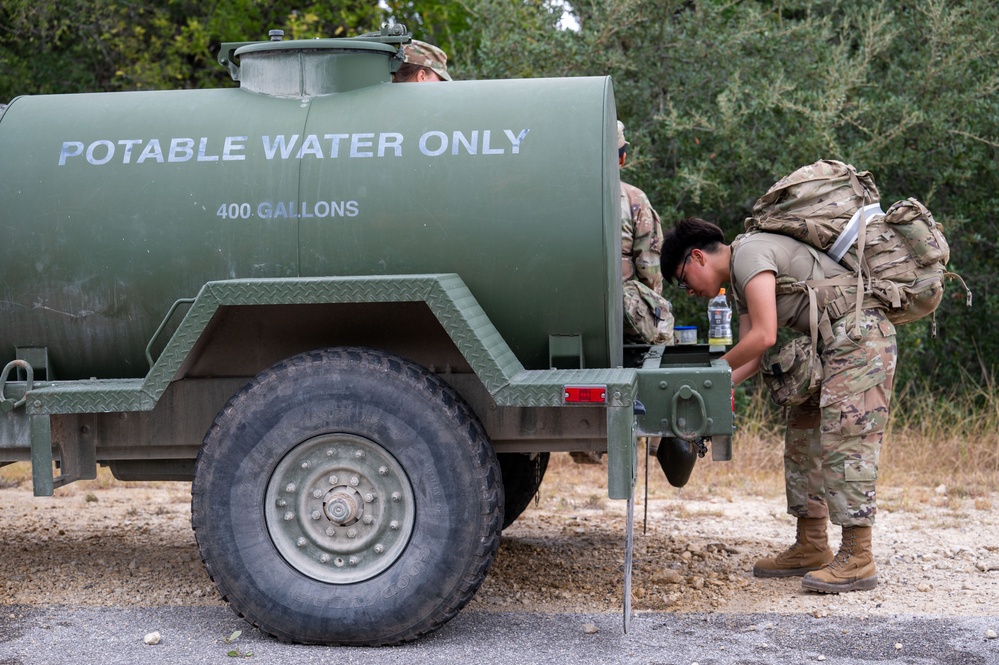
[708,288,733,346]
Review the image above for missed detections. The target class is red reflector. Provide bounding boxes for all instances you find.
[564,385,607,404]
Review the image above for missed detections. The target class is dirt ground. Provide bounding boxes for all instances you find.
[2,453,998,621]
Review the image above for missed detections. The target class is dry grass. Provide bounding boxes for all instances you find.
[694,376,999,498]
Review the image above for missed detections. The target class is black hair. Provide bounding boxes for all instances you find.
[661,217,727,284]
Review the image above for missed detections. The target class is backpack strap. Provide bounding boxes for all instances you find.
[774,276,833,349]
[828,203,885,262]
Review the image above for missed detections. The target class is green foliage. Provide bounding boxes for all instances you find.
[455,0,997,393]
[380,0,473,72]
[0,0,384,98]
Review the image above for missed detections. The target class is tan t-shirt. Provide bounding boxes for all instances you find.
[731,233,848,334]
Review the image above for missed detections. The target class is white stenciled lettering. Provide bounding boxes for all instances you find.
[59,142,84,165]
[86,140,115,165]
[137,139,165,164]
[244,200,360,219]
[223,136,247,161]
[324,134,349,158]
[419,131,448,157]
[262,135,299,160]
[504,128,529,154]
[481,130,503,155]
[452,130,478,155]
[57,129,531,165]
[378,133,403,157]
[118,139,143,163]
[350,133,375,158]
[296,135,324,159]
[169,138,195,163]
[197,137,219,162]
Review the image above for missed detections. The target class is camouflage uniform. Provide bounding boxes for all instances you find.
[783,307,896,527]
[731,234,897,528]
[619,122,673,344]
[400,40,452,81]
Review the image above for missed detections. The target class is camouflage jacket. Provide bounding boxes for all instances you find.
[620,181,663,292]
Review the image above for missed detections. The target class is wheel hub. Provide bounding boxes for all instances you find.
[264,433,415,584]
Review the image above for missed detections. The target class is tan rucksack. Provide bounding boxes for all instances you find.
[745,159,971,338]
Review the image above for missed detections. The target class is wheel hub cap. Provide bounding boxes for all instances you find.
[264,433,415,583]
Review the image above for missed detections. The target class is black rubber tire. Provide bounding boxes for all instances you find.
[497,452,549,529]
[191,347,503,646]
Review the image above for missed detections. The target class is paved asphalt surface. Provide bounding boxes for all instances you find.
[0,605,996,664]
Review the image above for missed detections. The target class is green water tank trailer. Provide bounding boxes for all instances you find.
[0,31,733,645]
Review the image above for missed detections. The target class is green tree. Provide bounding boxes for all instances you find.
[0,0,384,99]
[457,0,996,392]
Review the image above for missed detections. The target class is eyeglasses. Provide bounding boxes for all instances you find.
[676,250,693,290]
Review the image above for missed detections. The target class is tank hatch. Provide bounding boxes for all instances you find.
[220,36,401,97]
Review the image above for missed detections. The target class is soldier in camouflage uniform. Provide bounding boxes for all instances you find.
[661,217,897,594]
[393,40,451,82]
[618,121,673,345]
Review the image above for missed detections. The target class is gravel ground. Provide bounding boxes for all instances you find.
[2,454,998,624]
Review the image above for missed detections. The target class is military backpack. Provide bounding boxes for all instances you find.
[744,159,971,340]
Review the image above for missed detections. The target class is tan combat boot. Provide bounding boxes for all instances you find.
[753,517,834,578]
[801,525,878,593]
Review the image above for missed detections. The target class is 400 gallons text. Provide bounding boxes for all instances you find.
[218,201,359,220]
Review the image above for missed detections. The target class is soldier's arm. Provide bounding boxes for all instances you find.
[632,196,664,293]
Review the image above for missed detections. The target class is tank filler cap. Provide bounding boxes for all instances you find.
[269,30,284,41]
[233,39,397,96]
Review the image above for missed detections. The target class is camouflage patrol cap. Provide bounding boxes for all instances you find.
[402,40,452,81]
[617,121,628,150]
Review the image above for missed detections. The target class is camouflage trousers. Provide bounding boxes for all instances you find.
[623,280,674,345]
[783,308,897,527]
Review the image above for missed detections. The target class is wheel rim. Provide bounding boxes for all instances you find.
[265,433,415,584]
